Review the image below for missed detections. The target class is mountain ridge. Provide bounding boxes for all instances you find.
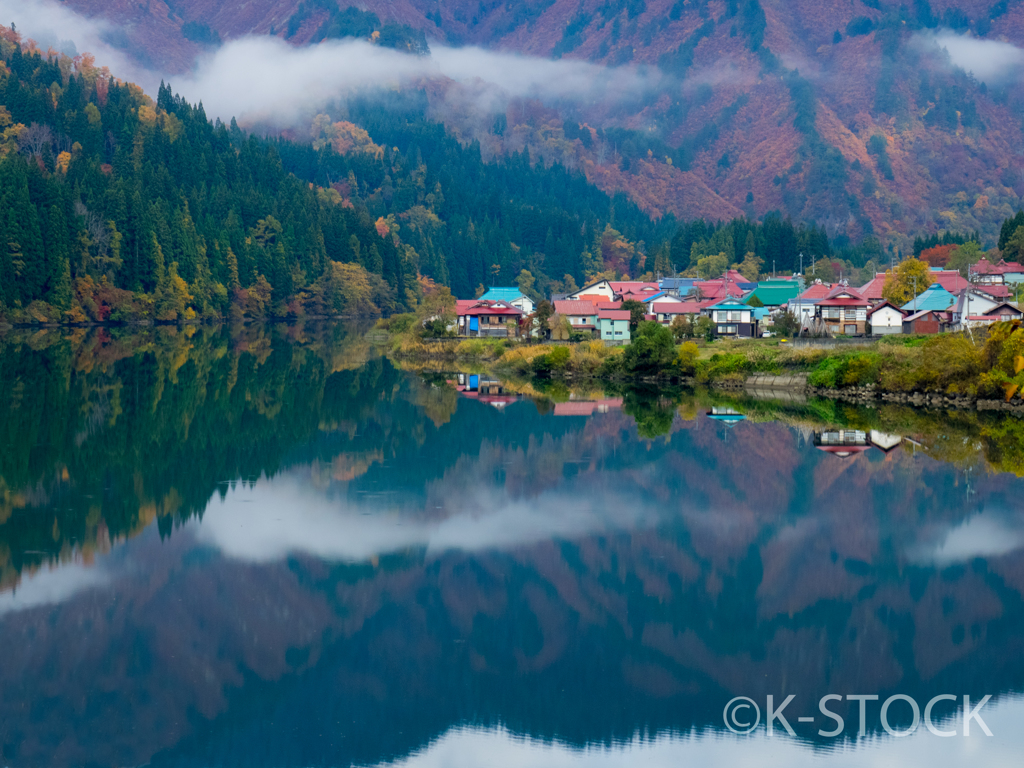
[37,0,1024,248]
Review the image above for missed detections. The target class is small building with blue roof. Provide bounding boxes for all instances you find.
[900,283,955,313]
[479,288,534,314]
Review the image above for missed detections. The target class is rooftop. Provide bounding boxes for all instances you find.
[479,287,527,302]
[900,283,954,312]
[747,281,801,306]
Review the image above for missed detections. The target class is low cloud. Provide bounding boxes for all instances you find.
[909,510,1024,566]
[0,0,668,129]
[915,29,1024,84]
[0,0,147,83]
[173,36,665,127]
[192,473,665,564]
[0,563,108,616]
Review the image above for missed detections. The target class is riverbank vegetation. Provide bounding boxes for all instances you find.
[379,318,1024,402]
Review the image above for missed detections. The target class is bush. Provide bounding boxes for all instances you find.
[695,352,750,382]
[622,321,676,374]
[675,341,700,375]
[808,351,882,388]
[532,345,571,375]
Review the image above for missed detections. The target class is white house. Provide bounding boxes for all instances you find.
[951,288,1001,329]
[867,301,905,335]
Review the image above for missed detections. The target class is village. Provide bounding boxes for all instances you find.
[452,257,1024,343]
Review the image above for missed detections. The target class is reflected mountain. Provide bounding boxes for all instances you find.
[1,327,1024,767]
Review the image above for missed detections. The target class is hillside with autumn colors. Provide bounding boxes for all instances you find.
[57,0,1024,249]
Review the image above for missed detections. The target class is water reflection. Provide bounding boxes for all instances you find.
[1,326,1024,767]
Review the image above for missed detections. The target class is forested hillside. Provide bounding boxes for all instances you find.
[4,23,887,324]
[61,0,1024,249]
[0,27,675,322]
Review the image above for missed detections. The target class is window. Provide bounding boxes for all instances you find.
[844,324,857,335]
[615,331,623,336]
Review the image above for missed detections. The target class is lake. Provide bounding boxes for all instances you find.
[2,323,1024,767]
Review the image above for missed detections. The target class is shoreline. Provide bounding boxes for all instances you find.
[379,333,1024,415]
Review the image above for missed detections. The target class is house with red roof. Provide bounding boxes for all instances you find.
[860,269,970,301]
[565,280,660,302]
[972,258,1024,286]
[902,309,951,335]
[553,398,624,416]
[597,308,631,344]
[814,429,871,458]
[553,300,598,334]
[646,299,705,325]
[815,285,871,335]
[455,300,523,337]
[788,280,833,327]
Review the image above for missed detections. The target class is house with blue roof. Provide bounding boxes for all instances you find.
[707,300,758,338]
[900,283,954,313]
[479,288,535,314]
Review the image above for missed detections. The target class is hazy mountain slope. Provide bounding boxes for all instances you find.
[63,0,1024,246]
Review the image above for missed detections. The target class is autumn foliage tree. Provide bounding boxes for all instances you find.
[882,259,933,306]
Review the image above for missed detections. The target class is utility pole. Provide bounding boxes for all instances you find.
[799,252,804,277]
[773,260,776,278]
[913,275,918,313]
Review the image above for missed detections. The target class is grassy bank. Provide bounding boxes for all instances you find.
[377,319,1024,403]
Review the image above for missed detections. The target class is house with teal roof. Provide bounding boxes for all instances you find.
[479,288,534,314]
[900,283,954,313]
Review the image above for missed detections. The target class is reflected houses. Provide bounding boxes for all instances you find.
[814,429,904,457]
[452,373,521,408]
[553,398,623,416]
[706,406,746,426]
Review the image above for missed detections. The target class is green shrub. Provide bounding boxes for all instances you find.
[695,352,750,382]
[675,341,700,375]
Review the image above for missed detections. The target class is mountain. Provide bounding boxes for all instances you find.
[59,0,1024,249]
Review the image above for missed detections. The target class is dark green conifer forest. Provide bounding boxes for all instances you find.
[0,25,984,325]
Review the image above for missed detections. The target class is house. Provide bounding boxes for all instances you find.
[479,287,534,314]
[566,280,660,302]
[815,285,871,335]
[647,299,704,325]
[930,269,972,295]
[455,300,523,337]
[814,429,870,458]
[788,280,833,328]
[659,277,699,296]
[900,283,955,313]
[902,309,951,334]
[692,278,748,302]
[869,430,903,452]
[597,308,631,343]
[454,374,520,408]
[747,279,801,308]
[860,269,969,301]
[867,301,906,335]
[950,288,1003,328]
[971,258,1024,286]
[707,407,746,425]
[708,300,758,337]
[553,398,623,416]
[961,302,1024,326]
[552,300,598,334]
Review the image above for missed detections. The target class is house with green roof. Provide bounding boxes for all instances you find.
[746,280,801,308]
[479,288,534,314]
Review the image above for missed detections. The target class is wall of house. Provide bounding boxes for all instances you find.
[904,319,941,334]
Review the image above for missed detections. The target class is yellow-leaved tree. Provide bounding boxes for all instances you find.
[882,258,932,306]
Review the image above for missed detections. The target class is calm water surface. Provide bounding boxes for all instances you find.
[2,324,1024,767]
